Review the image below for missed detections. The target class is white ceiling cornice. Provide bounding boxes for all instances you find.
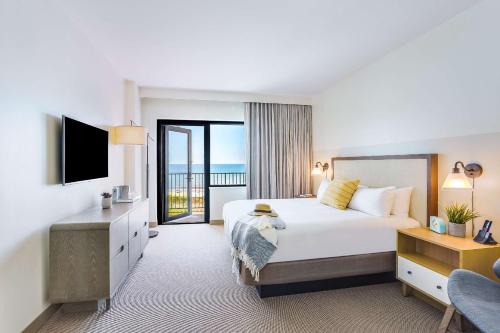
[139,87,312,105]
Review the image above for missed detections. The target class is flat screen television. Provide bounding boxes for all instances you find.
[62,116,109,185]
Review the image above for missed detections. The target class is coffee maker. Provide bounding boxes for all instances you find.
[112,185,141,203]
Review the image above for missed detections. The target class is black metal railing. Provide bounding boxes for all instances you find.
[210,172,246,186]
[167,172,246,216]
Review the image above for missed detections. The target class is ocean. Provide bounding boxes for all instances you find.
[168,163,245,173]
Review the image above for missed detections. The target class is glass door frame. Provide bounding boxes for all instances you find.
[157,119,244,225]
[164,125,192,221]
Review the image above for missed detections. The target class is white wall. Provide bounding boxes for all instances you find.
[0,1,125,332]
[312,0,500,238]
[124,80,143,195]
[141,98,245,222]
[210,187,247,220]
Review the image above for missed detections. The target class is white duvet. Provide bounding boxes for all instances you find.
[223,198,420,263]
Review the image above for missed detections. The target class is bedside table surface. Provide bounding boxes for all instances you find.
[398,227,500,252]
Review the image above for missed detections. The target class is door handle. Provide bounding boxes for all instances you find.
[134,231,138,237]
[144,221,147,227]
[119,245,125,253]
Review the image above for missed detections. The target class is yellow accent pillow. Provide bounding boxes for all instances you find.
[320,178,360,210]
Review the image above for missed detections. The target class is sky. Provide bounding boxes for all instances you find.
[168,125,245,165]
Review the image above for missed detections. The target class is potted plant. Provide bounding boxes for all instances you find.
[444,203,479,237]
[101,192,112,209]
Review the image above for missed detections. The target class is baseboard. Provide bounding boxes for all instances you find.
[255,272,396,298]
[209,220,224,225]
[22,303,61,333]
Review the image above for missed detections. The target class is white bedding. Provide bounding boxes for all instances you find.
[223,198,420,263]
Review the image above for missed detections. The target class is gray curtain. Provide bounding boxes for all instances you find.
[245,102,312,199]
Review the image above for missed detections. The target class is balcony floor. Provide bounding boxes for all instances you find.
[169,212,205,223]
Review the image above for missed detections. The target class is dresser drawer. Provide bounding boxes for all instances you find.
[422,269,449,304]
[128,230,141,269]
[110,242,128,295]
[140,222,149,252]
[109,215,129,258]
[397,256,450,304]
[129,202,149,239]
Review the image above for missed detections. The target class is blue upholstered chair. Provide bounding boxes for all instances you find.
[439,259,500,333]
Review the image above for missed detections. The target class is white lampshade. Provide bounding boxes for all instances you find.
[442,172,472,189]
[311,167,322,176]
[112,125,146,145]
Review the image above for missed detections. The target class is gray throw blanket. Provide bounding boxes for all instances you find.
[231,215,285,282]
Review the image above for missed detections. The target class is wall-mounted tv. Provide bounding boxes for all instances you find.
[62,116,109,185]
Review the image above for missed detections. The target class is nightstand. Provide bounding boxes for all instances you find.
[397,227,500,306]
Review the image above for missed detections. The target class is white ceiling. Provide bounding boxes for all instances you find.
[54,0,479,95]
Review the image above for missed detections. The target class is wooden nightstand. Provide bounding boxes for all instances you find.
[295,194,316,198]
[397,227,500,306]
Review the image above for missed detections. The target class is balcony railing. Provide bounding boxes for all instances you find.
[210,172,246,186]
[167,172,246,216]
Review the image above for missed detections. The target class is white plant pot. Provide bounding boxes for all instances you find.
[448,222,466,237]
[102,197,112,209]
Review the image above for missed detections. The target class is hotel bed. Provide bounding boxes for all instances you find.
[224,198,420,263]
[223,154,438,297]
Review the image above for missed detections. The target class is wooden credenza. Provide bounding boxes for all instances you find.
[49,199,149,312]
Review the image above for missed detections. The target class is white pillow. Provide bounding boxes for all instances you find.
[390,187,413,217]
[348,186,396,217]
[316,178,330,201]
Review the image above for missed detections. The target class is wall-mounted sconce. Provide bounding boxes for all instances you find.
[442,161,482,189]
[311,161,329,176]
[442,160,483,235]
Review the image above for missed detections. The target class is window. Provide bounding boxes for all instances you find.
[210,124,246,186]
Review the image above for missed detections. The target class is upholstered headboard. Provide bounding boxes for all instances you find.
[331,154,438,226]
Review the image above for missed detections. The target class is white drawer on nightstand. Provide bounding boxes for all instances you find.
[397,256,450,305]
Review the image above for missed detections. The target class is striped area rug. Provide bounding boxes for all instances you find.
[40,224,443,333]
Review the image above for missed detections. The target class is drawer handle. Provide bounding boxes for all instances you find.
[436,285,442,290]
[119,245,125,253]
[144,221,147,227]
[134,231,138,237]
[407,271,412,275]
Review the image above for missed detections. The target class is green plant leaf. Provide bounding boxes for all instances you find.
[444,202,480,224]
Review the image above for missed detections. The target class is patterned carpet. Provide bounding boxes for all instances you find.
[40,224,445,333]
